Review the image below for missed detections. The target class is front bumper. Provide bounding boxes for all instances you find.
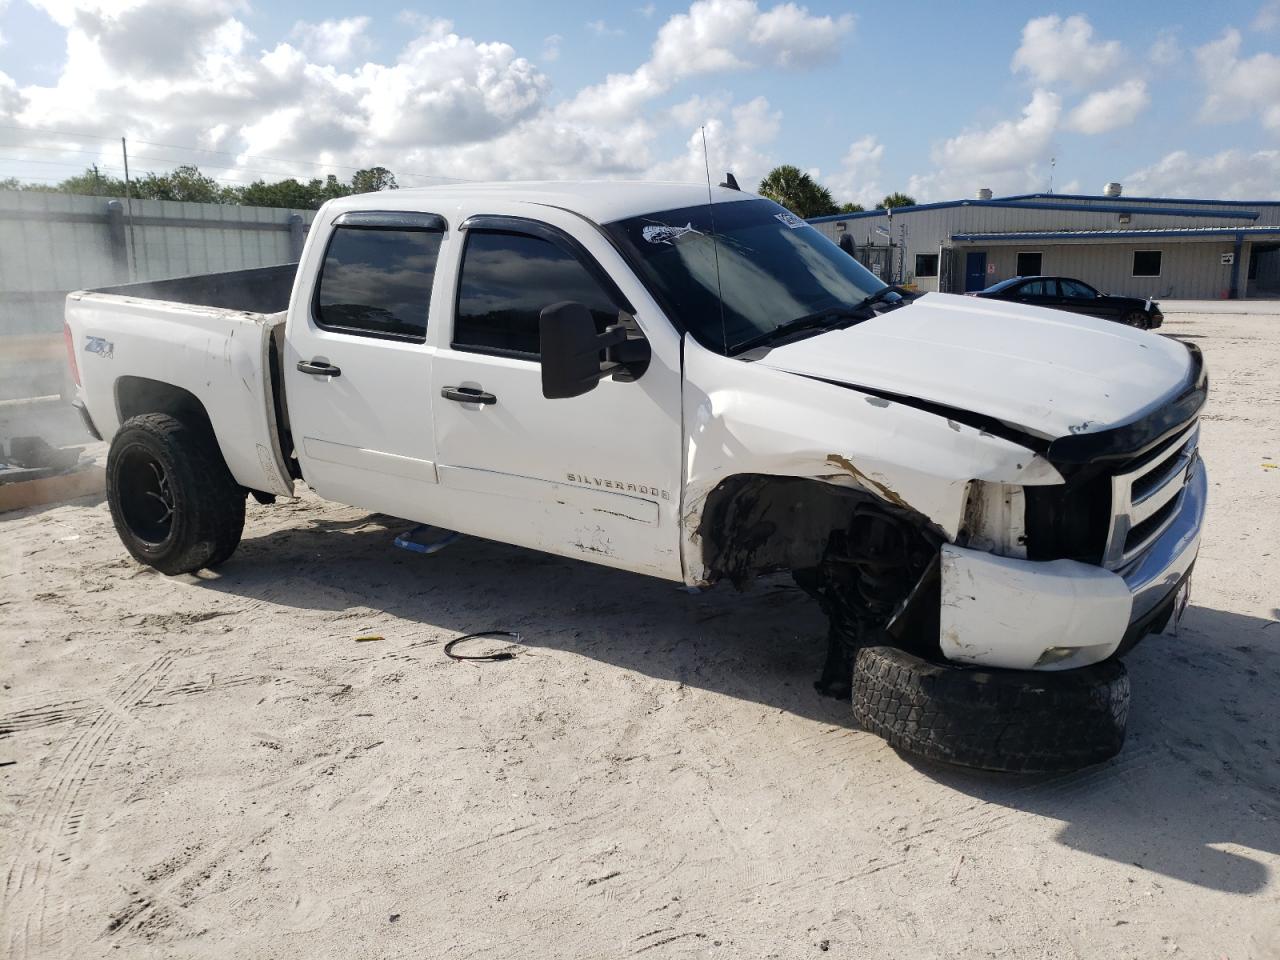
[939,455,1206,671]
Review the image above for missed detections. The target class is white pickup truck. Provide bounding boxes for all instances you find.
[65,181,1207,772]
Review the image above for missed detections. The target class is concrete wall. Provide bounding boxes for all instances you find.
[0,191,315,399]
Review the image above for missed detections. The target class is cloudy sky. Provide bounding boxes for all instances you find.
[0,0,1277,204]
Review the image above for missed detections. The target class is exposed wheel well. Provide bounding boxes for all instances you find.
[695,473,938,586]
[115,377,214,436]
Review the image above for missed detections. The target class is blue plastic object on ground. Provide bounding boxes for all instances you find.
[393,525,462,555]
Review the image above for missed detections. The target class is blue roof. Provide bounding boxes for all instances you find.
[807,197,1260,224]
[950,227,1280,242]
[1000,192,1279,207]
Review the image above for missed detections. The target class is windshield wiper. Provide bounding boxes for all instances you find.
[729,306,865,355]
[853,285,913,312]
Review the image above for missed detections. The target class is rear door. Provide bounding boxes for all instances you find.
[1014,278,1055,308]
[429,210,683,580]
[1056,278,1108,317]
[285,211,447,520]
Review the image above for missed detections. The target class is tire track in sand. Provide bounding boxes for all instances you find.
[2,650,183,960]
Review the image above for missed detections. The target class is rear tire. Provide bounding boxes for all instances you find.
[851,645,1130,773]
[106,413,245,575]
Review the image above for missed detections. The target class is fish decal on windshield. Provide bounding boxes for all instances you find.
[641,222,703,245]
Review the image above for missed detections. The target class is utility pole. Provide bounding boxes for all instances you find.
[121,136,137,281]
[1049,156,1056,195]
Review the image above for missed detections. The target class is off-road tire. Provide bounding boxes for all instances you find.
[1123,310,1150,329]
[106,413,245,575]
[851,645,1130,773]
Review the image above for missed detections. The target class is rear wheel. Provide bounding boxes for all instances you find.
[106,413,245,575]
[851,645,1130,773]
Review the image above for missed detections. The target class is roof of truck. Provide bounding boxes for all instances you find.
[322,180,757,225]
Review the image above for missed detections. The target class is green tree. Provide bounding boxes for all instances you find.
[134,164,222,203]
[237,177,321,209]
[838,201,865,213]
[51,165,129,197]
[876,192,917,209]
[757,164,837,218]
[351,166,398,193]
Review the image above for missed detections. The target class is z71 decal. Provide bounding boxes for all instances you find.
[84,335,114,359]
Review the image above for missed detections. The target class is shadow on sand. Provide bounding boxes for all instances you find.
[197,511,1280,895]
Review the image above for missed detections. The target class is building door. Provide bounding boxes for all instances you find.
[964,251,988,292]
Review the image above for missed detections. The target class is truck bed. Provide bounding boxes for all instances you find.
[66,264,298,499]
[87,263,297,313]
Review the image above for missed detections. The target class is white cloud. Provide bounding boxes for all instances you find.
[1254,0,1280,30]
[0,70,22,118]
[1196,28,1280,131]
[586,19,623,37]
[933,88,1060,174]
[1011,14,1122,89]
[3,0,819,189]
[1148,29,1181,67]
[1125,148,1280,199]
[290,16,371,64]
[1067,79,1150,134]
[646,94,781,187]
[541,33,562,61]
[637,3,657,17]
[823,135,884,208]
[905,90,1060,202]
[565,0,853,122]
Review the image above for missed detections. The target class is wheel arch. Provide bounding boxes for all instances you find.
[115,376,215,437]
[693,472,943,587]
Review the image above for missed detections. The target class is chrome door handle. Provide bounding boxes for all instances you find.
[297,359,341,377]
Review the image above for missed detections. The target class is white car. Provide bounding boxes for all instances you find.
[65,181,1206,772]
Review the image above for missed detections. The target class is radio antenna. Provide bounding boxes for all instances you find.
[701,126,728,354]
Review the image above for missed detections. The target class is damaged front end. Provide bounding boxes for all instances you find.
[694,473,947,699]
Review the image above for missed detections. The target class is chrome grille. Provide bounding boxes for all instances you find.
[1102,421,1200,570]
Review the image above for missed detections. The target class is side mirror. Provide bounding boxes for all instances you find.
[539,301,650,400]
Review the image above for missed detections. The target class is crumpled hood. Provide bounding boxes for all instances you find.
[757,292,1193,440]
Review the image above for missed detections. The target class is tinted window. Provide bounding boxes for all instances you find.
[1060,279,1096,298]
[454,231,620,358]
[1020,279,1050,296]
[914,253,939,277]
[1016,252,1042,276]
[983,277,1024,294]
[1133,250,1162,277]
[605,199,883,355]
[316,227,441,341]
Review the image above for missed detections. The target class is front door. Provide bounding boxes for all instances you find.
[964,251,988,292]
[430,213,683,580]
[285,212,447,520]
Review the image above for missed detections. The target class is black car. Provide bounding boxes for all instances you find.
[970,276,1162,329]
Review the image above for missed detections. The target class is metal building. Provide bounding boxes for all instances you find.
[808,185,1280,301]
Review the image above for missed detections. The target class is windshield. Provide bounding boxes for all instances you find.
[604,198,887,355]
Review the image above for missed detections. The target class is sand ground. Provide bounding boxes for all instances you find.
[2,312,1278,960]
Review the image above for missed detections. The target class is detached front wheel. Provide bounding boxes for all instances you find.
[851,645,1130,773]
[106,413,245,575]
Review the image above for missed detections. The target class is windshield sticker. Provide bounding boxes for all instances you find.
[641,222,703,245]
[774,211,807,229]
